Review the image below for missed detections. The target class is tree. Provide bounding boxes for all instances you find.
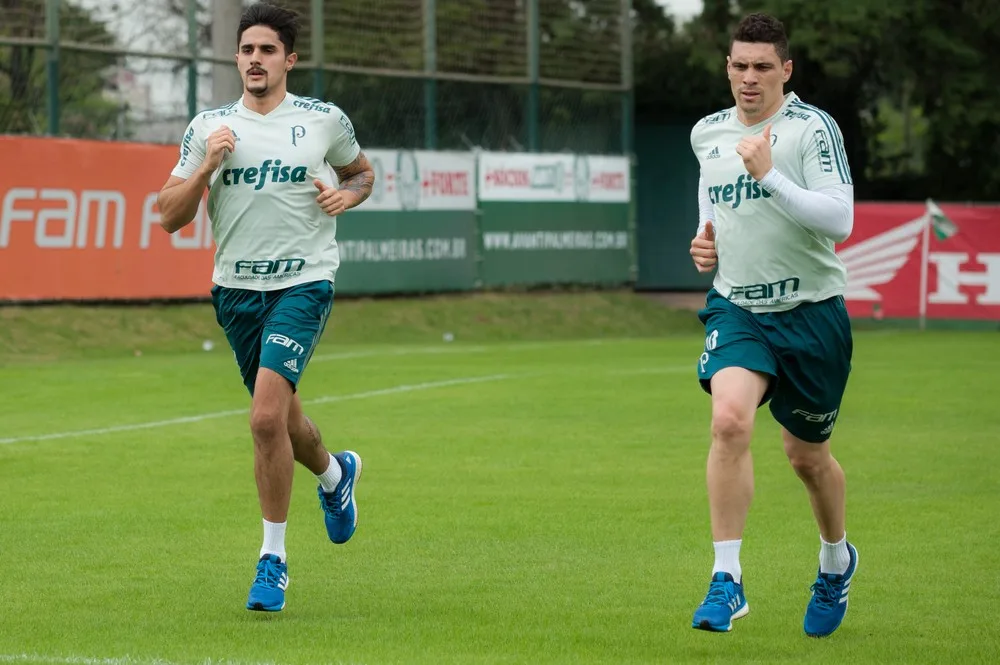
[0,0,123,138]
[658,0,1000,200]
[902,0,1000,200]
[298,0,631,152]
[633,0,735,125]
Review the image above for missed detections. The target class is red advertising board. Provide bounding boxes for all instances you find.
[0,136,214,301]
[839,203,1000,321]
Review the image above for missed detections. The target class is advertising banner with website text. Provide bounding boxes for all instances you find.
[477,151,632,286]
[0,137,477,301]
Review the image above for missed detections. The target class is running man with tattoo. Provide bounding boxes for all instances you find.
[156,2,375,613]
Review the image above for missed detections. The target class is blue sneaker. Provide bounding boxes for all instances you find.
[804,542,859,637]
[246,554,288,612]
[318,451,362,544]
[692,572,749,632]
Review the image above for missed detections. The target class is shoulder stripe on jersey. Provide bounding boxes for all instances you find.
[197,99,239,117]
[300,96,333,107]
[789,102,852,184]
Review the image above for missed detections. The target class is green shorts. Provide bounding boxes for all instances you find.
[211,280,334,395]
[696,289,853,443]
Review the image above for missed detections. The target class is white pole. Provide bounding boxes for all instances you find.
[918,213,930,331]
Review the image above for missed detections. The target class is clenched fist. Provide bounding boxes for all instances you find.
[736,123,773,181]
[690,221,717,273]
[200,125,236,174]
[314,179,346,217]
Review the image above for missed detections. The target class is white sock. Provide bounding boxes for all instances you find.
[260,519,287,562]
[316,452,342,493]
[819,533,850,575]
[712,539,742,583]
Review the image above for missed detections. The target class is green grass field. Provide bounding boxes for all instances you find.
[1,293,998,665]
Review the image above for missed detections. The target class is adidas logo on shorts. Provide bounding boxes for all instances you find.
[283,358,299,373]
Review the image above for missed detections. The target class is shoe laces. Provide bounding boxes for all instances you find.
[254,558,284,589]
[703,579,735,606]
[810,574,840,610]
[319,487,343,518]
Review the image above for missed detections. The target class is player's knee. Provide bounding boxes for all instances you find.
[784,440,829,479]
[711,402,754,449]
[249,404,287,443]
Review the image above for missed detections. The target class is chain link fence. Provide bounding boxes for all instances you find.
[0,0,633,154]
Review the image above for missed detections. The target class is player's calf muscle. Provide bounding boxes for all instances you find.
[289,414,321,448]
[289,415,328,472]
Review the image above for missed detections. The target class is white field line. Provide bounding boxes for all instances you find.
[0,375,509,446]
[0,358,693,447]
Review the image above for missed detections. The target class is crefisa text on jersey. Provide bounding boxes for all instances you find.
[292,99,331,114]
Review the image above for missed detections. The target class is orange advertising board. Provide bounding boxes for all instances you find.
[0,136,216,301]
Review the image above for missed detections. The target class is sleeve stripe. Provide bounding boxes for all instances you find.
[789,102,853,185]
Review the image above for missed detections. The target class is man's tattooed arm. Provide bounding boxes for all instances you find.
[333,152,375,209]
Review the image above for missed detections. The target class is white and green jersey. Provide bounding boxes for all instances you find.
[171,93,361,290]
[691,92,852,312]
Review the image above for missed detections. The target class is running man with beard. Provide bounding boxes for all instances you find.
[156,2,375,612]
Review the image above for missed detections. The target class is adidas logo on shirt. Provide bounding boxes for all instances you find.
[707,146,721,160]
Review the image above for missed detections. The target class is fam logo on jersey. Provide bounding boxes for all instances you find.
[220,159,309,190]
[339,115,357,146]
[706,173,772,209]
[234,257,306,280]
[728,277,801,304]
[811,130,834,174]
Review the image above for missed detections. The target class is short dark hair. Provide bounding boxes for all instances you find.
[237,2,300,54]
[731,13,789,62]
